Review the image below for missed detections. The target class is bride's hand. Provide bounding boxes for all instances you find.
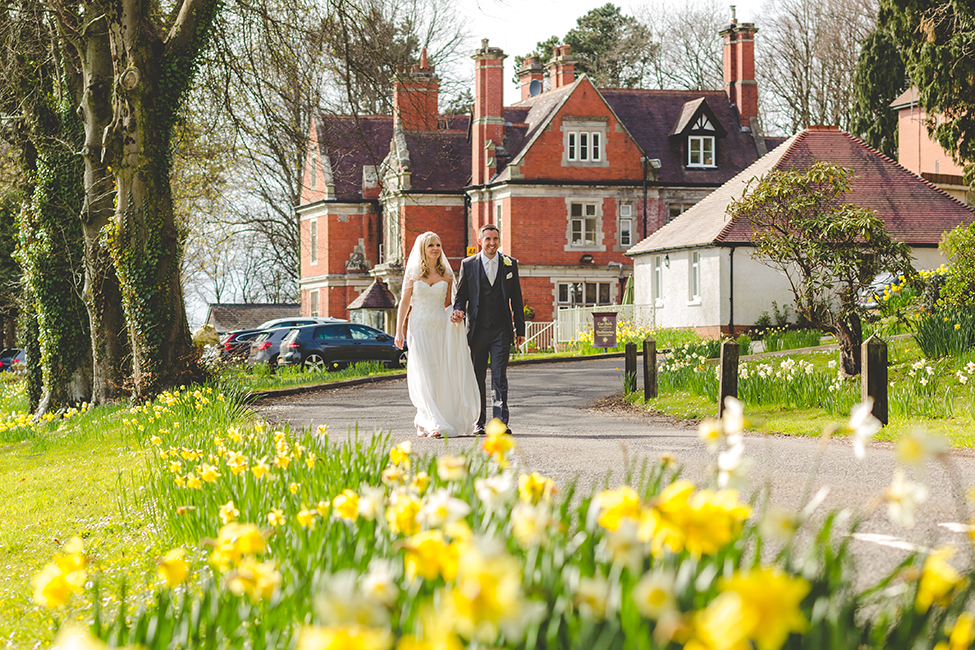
[395,333,405,349]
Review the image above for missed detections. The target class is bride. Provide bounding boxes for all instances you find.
[394,232,479,438]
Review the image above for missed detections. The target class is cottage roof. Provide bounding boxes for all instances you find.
[205,303,301,334]
[316,116,394,201]
[627,126,975,256]
[347,279,398,310]
[890,87,919,110]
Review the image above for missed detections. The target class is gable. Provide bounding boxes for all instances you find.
[670,97,728,139]
[503,76,645,182]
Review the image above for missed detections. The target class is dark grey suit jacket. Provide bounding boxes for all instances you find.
[453,253,525,345]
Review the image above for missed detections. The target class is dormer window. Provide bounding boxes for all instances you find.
[688,136,715,167]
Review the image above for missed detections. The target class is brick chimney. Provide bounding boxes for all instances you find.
[719,9,758,128]
[518,56,545,101]
[393,48,440,131]
[472,39,506,186]
[549,45,576,90]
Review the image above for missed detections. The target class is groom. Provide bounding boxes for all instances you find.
[451,224,525,435]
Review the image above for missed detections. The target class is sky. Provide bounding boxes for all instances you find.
[458,0,763,105]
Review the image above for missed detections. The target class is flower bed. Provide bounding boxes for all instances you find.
[27,387,975,650]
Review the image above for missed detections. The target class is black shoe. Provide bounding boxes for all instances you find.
[504,426,513,435]
[473,426,486,436]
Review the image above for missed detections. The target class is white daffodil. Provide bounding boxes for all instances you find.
[417,487,471,529]
[597,519,644,573]
[511,501,553,548]
[884,468,929,528]
[717,442,753,490]
[356,485,386,521]
[698,418,723,452]
[631,568,678,620]
[474,472,516,512]
[896,428,949,468]
[574,574,615,619]
[360,559,399,607]
[721,396,746,435]
[848,399,882,459]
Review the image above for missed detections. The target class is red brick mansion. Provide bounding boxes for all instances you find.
[297,16,780,324]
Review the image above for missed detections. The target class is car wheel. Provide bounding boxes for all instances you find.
[397,350,408,368]
[303,353,326,372]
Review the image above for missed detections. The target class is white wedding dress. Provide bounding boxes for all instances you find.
[406,280,480,437]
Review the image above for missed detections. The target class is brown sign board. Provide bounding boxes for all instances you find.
[592,312,618,349]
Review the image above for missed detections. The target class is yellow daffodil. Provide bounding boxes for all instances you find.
[333,489,360,522]
[185,473,202,490]
[518,471,556,505]
[382,466,408,486]
[410,472,430,495]
[226,556,281,603]
[150,435,162,445]
[297,509,318,528]
[210,522,266,571]
[935,611,975,650]
[305,452,317,469]
[158,548,189,586]
[402,530,458,582]
[316,499,331,517]
[200,464,221,483]
[482,420,515,465]
[594,485,641,531]
[219,500,240,525]
[252,456,271,480]
[721,566,810,650]
[297,624,393,650]
[274,454,292,470]
[641,480,750,557]
[386,492,422,536]
[290,482,300,495]
[390,440,412,468]
[437,455,468,482]
[917,546,967,613]
[267,508,286,527]
[395,605,463,650]
[511,501,554,548]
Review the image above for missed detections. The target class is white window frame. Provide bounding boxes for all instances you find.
[308,150,318,189]
[688,251,701,303]
[618,204,632,246]
[688,135,715,168]
[309,289,319,317]
[653,255,663,306]
[309,220,318,265]
[565,129,605,164]
[495,203,502,233]
[570,202,598,247]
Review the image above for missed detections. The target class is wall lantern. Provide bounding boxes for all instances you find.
[580,254,594,264]
[664,254,670,268]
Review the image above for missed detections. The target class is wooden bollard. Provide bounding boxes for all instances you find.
[718,339,739,417]
[643,338,657,401]
[861,335,888,425]
[624,342,637,394]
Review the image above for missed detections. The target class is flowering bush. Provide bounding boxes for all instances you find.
[31,388,975,650]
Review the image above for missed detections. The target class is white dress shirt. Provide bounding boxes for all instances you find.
[482,252,498,285]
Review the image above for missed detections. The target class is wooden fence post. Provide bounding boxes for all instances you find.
[718,339,739,417]
[861,335,888,425]
[643,338,657,401]
[624,342,637,394]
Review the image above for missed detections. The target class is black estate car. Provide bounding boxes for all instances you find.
[278,323,406,371]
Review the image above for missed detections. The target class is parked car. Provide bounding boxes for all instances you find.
[214,317,347,364]
[247,328,295,370]
[278,323,407,371]
[0,348,24,372]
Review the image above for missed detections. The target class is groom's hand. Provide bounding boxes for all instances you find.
[516,336,525,346]
[450,310,465,323]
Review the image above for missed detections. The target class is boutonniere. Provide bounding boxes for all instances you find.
[502,256,512,267]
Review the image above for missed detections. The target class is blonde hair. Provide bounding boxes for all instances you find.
[416,231,448,279]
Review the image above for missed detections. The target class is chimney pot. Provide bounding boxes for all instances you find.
[420,48,429,69]
[481,38,489,50]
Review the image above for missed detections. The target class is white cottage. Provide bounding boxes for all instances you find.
[626,126,975,337]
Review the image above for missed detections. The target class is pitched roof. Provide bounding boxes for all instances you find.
[205,304,301,333]
[347,279,398,310]
[890,87,918,110]
[627,127,975,256]
[316,116,394,201]
[400,128,471,192]
[600,89,762,186]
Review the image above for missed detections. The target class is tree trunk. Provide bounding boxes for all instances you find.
[99,0,213,399]
[77,14,130,404]
[834,313,863,377]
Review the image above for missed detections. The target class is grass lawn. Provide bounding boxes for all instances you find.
[0,427,162,648]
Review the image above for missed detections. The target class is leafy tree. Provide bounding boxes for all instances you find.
[883,0,975,186]
[513,4,656,88]
[939,222,975,308]
[851,28,905,158]
[728,162,914,375]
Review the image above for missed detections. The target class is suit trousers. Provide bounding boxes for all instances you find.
[470,326,510,428]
